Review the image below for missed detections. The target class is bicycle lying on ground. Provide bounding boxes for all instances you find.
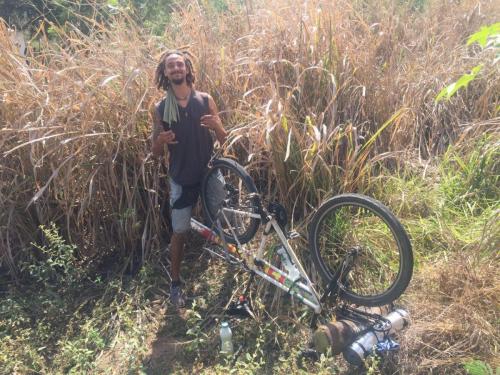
[190,158,413,327]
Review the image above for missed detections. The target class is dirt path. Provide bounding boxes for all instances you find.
[142,242,235,374]
[144,308,192,374]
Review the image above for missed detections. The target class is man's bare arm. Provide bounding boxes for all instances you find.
[152,103,177,157]
[200,95,227,144]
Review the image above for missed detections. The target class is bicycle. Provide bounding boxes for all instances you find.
[190,157,413,326]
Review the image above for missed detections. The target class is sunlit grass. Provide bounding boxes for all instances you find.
[316,205,402,296]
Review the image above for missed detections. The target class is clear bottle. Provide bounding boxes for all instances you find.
[220,321,233,354]
[277,245,300,281]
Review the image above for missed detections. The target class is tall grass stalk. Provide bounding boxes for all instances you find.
[1,0,499,273]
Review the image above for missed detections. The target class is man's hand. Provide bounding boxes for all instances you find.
[157,130,178,145]
[201,95,227,144]
[200,114,222,131]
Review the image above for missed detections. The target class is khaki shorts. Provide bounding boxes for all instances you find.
[169,174,226,233]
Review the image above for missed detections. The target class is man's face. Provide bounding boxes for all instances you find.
[164,54,187,85]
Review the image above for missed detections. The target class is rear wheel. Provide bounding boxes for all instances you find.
[309,194,413,306]
[201,158,261,245]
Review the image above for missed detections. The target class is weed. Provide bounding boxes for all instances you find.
[22,223,86,290]
[440,136,499,213]
[184,299,209,357]
[464,360,499,375]
[365,353,382,375]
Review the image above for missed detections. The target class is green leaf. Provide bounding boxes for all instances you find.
[467,23,500,47]
[281,115,288,132]
[360,108,407,152]
[436,83,457,102]
[435,65,483,102]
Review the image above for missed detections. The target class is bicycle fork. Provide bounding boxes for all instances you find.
[320,246,360,303]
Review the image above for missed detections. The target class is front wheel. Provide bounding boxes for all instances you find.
[201,158,261,245]
[309,194,413,306]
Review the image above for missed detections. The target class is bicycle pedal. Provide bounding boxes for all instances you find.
[226,296,256,320]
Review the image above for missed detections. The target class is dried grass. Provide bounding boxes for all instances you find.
[1,0,499,272]
[398,245,499,373]
[0,14,161,274]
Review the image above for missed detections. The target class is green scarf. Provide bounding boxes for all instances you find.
[162,87,180,125]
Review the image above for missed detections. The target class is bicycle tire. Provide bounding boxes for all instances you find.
[201,158,261,244]
[308,194,413,306]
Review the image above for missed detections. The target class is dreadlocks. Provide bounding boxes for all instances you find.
[154,50,195,91]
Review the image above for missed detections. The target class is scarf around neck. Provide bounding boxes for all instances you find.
[163,86,181,124]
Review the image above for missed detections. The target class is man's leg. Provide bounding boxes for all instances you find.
[169,231,186,283]
[168,178,192,308]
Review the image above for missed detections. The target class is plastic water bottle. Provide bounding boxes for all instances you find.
[220,321,233,354]
[277,245,300,281]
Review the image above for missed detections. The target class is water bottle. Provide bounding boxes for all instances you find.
[343,308,410,365]
[277,245,300,281]
[220,321,233,354]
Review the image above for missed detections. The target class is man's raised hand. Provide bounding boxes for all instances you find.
[200,114,221,131]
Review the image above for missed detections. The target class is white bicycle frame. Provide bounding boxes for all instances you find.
[191,205,323,314]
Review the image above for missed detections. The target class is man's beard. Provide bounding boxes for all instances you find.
[171,77,185,85]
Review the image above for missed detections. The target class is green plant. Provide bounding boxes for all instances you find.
[56,326,105,374]
[440,137,499,213]
[464,359,498,375]
[23,223,85,290]
[436,22,499,102]
[365,353,382,375]
[184,299,209,356]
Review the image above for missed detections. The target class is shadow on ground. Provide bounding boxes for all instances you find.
[143,234,242,374]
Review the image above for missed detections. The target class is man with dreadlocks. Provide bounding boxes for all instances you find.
[152,50,227,308]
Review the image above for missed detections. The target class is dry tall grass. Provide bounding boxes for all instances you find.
[399,245,500,373]
[1,0,498,273]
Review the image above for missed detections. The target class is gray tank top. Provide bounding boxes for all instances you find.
[158,90,214,186]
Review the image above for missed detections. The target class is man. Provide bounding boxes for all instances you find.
[152,50,227,308]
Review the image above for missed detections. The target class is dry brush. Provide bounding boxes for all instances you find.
[1,0,498,272]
